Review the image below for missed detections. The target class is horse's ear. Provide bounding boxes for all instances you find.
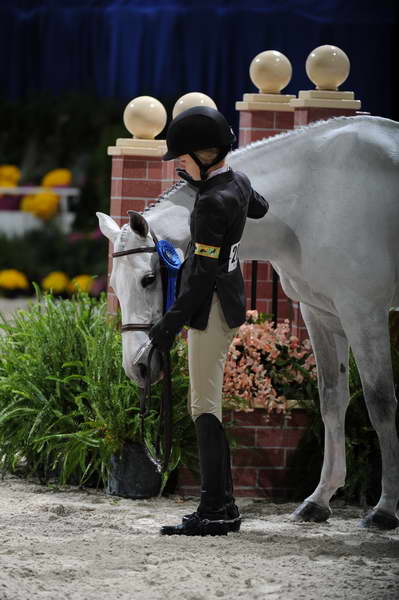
[96,212,120,242]
[128,210,149,238]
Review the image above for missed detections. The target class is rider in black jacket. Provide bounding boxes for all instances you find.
[149,106,268,536]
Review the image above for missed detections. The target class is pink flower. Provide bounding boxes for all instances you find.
[223,318,317,413]
[246,309,259,322]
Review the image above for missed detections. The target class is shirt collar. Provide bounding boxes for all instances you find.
[206,164,230,179]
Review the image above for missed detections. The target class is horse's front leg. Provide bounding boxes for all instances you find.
[292,303,350,523]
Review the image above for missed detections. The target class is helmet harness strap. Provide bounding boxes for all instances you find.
[188,146,231,181]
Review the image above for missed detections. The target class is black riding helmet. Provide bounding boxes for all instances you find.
[163,106,236,181]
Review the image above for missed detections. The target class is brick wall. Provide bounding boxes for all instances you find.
[238,110,294,145]
[176,408,310,499]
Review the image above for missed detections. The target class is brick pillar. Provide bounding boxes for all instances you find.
[235,50,297,328]
[107,151,177,314]
[106,96,176,315]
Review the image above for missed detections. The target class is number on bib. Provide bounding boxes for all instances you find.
[228,242,240,272]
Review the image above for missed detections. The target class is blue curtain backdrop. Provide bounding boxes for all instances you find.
[1,1,398,132]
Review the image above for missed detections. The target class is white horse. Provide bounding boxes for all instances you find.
[97,114,399,530]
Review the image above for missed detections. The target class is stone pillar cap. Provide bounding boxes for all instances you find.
[290,45,361,109]
[236,50,295,112]
[108,96,168,157]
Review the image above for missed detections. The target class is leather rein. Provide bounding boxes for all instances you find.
[111,230,173,474]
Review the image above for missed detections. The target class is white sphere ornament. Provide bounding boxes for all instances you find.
[123,96,167,139]
[249,50,292,94]
[172,92,217,118]
[306,45,350,91]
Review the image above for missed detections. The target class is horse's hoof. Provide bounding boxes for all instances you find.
[359,509,399,530]
[291,501,332,523]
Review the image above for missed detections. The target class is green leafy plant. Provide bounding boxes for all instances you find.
[0,288,196,493]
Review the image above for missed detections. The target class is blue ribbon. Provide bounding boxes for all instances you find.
[155,240,182,312]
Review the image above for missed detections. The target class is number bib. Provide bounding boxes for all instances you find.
[228,241,240,272]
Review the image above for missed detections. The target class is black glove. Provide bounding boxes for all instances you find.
[148,319,176,353]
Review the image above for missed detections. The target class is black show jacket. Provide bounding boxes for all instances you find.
[160,168,268,334]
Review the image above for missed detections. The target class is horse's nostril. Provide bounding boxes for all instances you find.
[138,363,147,379]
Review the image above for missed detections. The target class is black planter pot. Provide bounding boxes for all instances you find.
[106,441,162,499]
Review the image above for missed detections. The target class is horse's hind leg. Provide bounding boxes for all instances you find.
[292,304,350,523]
[338,307,399,529]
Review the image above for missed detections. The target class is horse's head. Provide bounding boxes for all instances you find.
[97,210,164,387]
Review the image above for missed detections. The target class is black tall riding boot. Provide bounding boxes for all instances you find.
[175,418,242,534]
[195,412,226,514]
[161,413,232,536]
[221,429,241,526]
[160,413,241,535]
[223,428,235,506]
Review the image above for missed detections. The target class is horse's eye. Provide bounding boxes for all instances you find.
[142,273,156,288]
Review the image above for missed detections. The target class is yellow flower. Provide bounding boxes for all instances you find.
[67,275,93,294]
[0,165,21,184]
[41,168,72,187]
[0,179,17,188]
[0,269,29,290]
[42,271,70,294]
[21,192,59,220]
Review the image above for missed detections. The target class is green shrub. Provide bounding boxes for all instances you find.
[0,289,196,493]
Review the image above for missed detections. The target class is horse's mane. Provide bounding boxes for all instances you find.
[137,180,187,215]
[229,114,398,158]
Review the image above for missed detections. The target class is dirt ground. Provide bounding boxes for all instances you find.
[0,473,398,600]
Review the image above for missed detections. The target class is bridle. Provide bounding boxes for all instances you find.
[111,226,179,475]
[112,233,159,332]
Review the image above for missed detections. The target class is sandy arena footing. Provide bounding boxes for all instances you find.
[0,473,398,600]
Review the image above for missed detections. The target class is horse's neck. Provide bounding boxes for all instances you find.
[141,117,395,269]
[229,127,314,218]
[144,146,301,264]
[144,120,340,261]
[228,134,312,263]
[146,185,195,252]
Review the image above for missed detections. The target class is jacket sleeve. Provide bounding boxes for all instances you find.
[247,187,269,219]
[155,192,227,336]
